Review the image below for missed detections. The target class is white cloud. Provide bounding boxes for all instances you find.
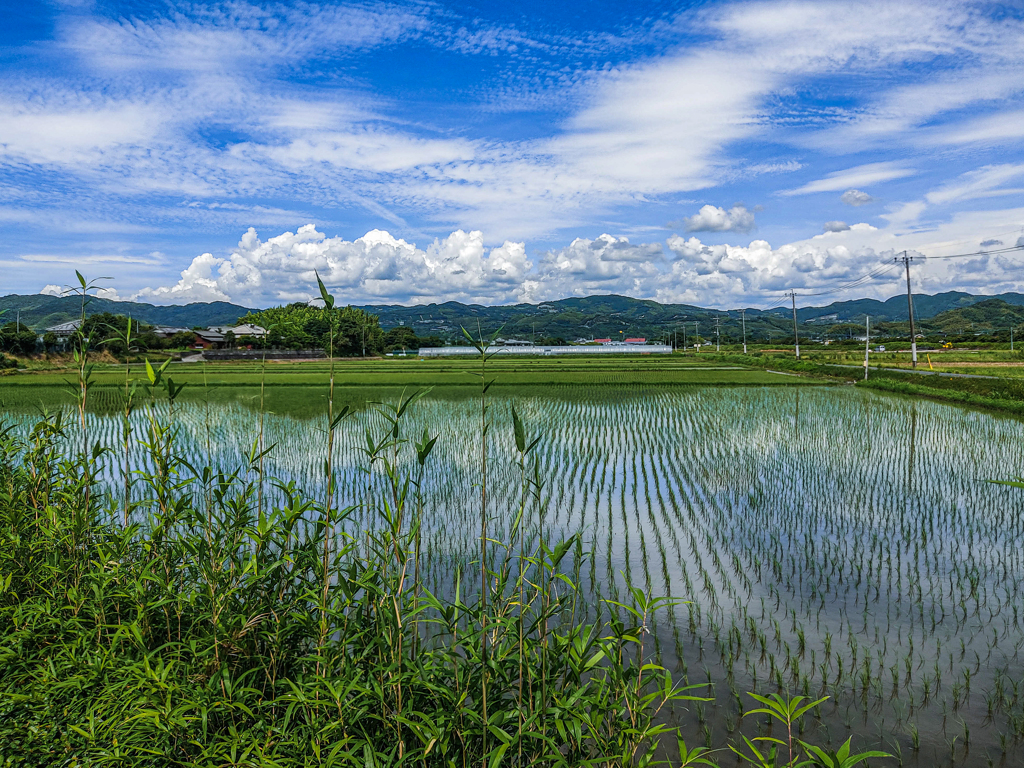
[682,205,756,233]
[2,0,1024,296]
[929,109,1024,146]
[122,205,1024,310]
[809,70,1024,151]
[525,235,664,301]
[881,201,927,228]
[925,164,1024,206]
[782,163,914,196]
[133,225,532,306]
[841,189,874,206]
[0,96,166,167]
[823,221,850,232]
[62,4,429,75]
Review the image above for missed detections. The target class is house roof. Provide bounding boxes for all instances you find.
[153,326,191,334]
[46,320,82,334]
[207,324,267,336]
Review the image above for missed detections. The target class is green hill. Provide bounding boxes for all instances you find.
[922,298,1024,335]
[3,289,1023,344]
[794,291,1024,324]
[0,294,255,330]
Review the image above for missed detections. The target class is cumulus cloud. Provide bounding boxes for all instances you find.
[525,235,665,301]
[841,189,874,206]
[823,221,851,232]
[101,206,1024,309]
[127,225,893,308]
[204,223,886,306]
[132,225,532,306]
[40,284,62,296]
[682,205,755,233]
[980,239,1003,247]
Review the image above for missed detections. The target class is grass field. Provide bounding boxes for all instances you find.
[0,354,828,414]
[797,347,1024,372]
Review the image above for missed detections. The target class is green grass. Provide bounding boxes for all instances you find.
[708,350,1024,418]
[0,355,827,415]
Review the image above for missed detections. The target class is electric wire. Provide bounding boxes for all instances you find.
[914,243,1024,260]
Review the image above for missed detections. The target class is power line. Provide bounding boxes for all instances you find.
[917,243,1024,260]
[757,259,899,311]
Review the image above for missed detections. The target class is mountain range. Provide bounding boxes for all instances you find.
[3,290,1024,342]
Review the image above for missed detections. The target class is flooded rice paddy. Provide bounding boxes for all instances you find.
[3,384,1024,766]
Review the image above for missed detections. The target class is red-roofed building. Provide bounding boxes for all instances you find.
[624,337,646,345]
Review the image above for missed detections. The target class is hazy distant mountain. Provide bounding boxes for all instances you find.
[4,290,1024,342]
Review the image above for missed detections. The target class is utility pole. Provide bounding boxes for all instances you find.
[864,316,870,381]
[694,322,699,352]
[1011,325,1015,352]
[741,309,747,354]
[896,251,918,367]
[714,315,721,352]
[790,291,800,359]
[682,324,686,353]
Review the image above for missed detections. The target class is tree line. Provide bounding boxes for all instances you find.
[238,303,445,355]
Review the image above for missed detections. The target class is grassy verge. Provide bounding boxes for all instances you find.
[714,352,1024,417]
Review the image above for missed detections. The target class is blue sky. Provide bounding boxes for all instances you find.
[2,0,1023,308]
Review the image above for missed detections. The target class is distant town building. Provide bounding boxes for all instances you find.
[193,330,226,348]
[193,324,268,349]
[44,320,81,340]
[152,326,192,339]
[208,324,267,338]
[495,338,534,346]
